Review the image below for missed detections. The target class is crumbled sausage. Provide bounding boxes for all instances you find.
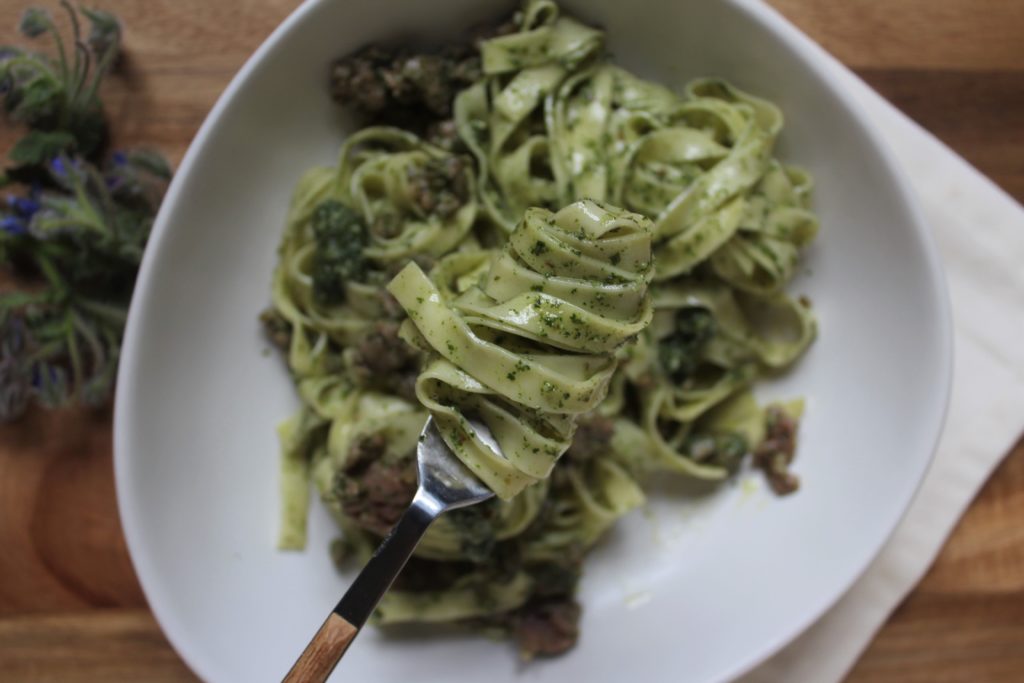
[330,46,390,112]
[375,289,406,320]
[259,308,291,349]
[565,414,615,462]
[406,155,470,219]
[349,321,421,401]
[337,433,417,536]
[330,45,480,121]
[425,118,460,152]
[370,212,403,240]
[753,405,800,495]
[513,599,582,660]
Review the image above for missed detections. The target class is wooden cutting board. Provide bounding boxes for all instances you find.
[0,1,1022,681]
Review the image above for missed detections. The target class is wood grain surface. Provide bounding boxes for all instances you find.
[0,1,1021,681]
[282,614,358,683]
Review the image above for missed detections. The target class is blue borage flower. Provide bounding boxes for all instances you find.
[106,152,127,190]
[30,360,69,409]
[49,155,84,178]
[30,360,66,390]
[7,194,41,218]
[49,156,66,177]
[0,216,28,235]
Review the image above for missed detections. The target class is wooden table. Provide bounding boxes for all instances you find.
[0,1,1021,680]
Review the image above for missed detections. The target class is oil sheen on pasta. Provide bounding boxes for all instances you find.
[264,0,818,659]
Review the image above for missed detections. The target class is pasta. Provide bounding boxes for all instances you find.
[264,0,818,658]
[388,199,654,499]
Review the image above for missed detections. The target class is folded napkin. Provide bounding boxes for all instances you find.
[740,6,1024,682]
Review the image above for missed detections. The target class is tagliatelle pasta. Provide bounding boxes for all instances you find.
[264,0,817,658]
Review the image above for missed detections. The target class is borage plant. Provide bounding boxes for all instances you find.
[0,2,171,420]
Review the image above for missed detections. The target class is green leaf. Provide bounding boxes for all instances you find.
[0,290,47,311]
[29,318,69,343]
[7,75,64,126]
[0,45,26,64]
[66,103,107,158]
[8,129,76,165]
[18,8,50,39]
[81,8,121,59]
[126,148,173,179]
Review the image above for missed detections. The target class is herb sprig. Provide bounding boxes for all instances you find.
[0,3,171,420]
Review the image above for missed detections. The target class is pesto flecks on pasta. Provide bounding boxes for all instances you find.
[263,0,818,659]
[389,199,654,500]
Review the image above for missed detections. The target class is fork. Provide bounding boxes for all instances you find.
[282,415,499,682]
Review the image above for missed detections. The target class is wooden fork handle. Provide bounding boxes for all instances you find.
[282,493,441,681]
[283,613,358,682]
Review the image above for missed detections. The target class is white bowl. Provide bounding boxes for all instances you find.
[114,0,952,681]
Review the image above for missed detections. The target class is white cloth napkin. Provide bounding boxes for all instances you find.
[740,7,1024,682]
